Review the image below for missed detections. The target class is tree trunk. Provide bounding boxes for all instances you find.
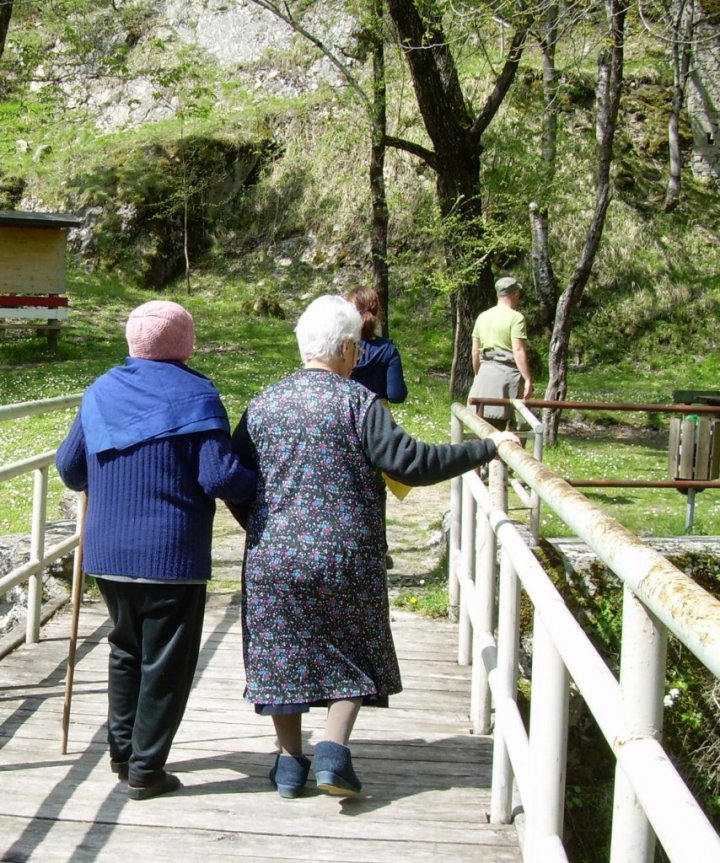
[529,202,556,333]
[385,0,526,398]
[543,0,626,443]
[540,3,559,168]
[0,0,13,62]
[543,289,572,439]
[369,0,390,334]
[436,152,494,399]
[664,0,694,212]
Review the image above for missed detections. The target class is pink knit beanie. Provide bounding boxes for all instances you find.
[125,300,195,362]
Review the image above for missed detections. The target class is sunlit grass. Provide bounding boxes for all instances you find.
[0,259,454,533]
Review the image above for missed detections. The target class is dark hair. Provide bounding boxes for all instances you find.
[346,286,380,341]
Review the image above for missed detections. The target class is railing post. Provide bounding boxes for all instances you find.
[609,587,667,863]
[469,457,503,732]
[471,501,494,733]
[526,611,569,862]
[458,476,476,666]
[491,543,521,822]
[529,424,544,543]
[26,465,49,644]
[449,414,463,622]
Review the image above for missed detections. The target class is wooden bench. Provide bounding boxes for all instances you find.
[0,293,70,347]
[0,209,83,348]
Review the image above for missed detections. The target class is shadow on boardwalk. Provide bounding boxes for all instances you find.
[0,485,521,863]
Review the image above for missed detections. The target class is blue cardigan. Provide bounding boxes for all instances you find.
[56,359,256,582]
[351,337,408,403]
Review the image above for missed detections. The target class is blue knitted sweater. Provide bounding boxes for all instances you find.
[56,361,257,582]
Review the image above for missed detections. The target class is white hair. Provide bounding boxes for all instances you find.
[295,294,362,363]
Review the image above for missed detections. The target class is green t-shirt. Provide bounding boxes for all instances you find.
[472,304,527,352]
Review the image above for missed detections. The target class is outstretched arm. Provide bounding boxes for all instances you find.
[362,400,518,486]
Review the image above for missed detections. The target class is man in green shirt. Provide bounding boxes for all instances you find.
[468,276,533,429]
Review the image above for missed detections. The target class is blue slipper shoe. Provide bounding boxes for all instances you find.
[314,741,362,796]
[269,753,311,798]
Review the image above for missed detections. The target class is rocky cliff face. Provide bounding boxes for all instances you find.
[51,0,365,286]
[85,0,359,133]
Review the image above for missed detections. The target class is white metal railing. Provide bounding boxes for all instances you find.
[449,402,720,863]
[0,394,82,645]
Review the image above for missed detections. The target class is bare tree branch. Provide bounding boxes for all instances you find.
[382,134,437,169]
[249,0,370,111]
[470,23,529,144]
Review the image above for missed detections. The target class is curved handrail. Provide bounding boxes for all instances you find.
[1,395,82,645]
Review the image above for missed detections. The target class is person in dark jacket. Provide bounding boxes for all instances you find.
[56,300,257,801]
[347,286,407,404]
[229,294,518,800]
[347,286,408,567]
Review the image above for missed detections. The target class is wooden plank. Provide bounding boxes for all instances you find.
[0,814,521,863]
[710,420,720,481]
[0,599,522,862]
[0,295,69,308]
[668,417,681,478]
[0,225,67,293]
[0,307,69,320]
[695,418,712,480]
[678,419,696,479]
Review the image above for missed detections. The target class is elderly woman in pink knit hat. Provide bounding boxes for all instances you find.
[57,300,257,800]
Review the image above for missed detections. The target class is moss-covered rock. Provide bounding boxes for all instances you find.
[68,133,275,289]
[0,174,26,209]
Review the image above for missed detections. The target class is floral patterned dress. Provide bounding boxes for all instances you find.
[235,368,402,709]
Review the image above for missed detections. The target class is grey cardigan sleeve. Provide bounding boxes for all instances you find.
[362,400,497,486]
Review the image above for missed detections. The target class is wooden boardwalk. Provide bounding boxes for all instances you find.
[0,593,522,862]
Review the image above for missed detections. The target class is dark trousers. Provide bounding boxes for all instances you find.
[97,579,206,784]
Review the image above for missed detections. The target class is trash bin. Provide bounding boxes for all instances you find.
[669,390,720,484]
[668,414,720,482]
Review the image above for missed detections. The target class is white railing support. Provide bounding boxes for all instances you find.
[458,477,476,666]
[471,496,495,733]
[448,401,720,863]
[1,394,82,649]
[25,465,49,644]
[0,394,81,422]
[610,587,668,863]
[525,611,569,862]
[490,543,521,822]
[449,414,463,622]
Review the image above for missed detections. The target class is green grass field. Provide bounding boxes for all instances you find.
[1,262,719,539]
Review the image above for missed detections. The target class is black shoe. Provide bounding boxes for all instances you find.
[110,759,129,781]
[385,553,394,570]
[127,772,181,801]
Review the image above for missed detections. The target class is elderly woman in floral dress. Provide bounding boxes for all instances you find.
[230,294,518,799]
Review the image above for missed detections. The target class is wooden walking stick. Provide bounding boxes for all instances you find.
[61,491,87,755]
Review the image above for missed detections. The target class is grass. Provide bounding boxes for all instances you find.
[2,250,720,541]
[540,427,720,537]
[0,257,455,534]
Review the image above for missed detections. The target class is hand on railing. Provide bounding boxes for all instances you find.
[489,430,521,449]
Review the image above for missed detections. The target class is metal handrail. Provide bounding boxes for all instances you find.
[0,394,82,421]
[449,402,720,863]
[0,395,82,644]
